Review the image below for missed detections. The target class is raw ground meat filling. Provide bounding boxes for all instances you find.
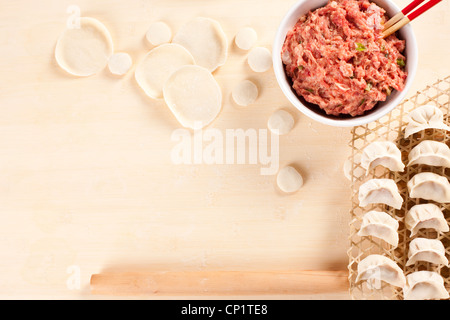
[281,0,407,116]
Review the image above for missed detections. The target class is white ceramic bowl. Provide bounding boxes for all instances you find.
[273,0,418,127]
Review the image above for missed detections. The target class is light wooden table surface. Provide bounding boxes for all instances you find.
[0,0,449,300]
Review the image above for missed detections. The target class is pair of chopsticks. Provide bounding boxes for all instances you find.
[382,0,443,38]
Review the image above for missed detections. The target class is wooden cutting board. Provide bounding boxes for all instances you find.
[0,0,448,299]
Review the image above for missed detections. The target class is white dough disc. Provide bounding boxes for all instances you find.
[108,52,132,75]
[268,109,295,135]
[277,166,304,193]
[135,43,195,99]
[55,17,114,76]
[232,80,258,107]
[172,17,228,72]
[247,47,272,72]
[163,65,222,130]
[235,27,257,50]
[146,21,172,46]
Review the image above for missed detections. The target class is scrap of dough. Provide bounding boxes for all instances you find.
[146,21,172,46]
[277,166,304,193]
[172,17,228,72]
[232,80,258,107]
[55,17,114,76]
[235,27,257,50]
[108,52,132,75]
[135,43,195,99]
[268,109,295,135]
[247,47,272,72]
[163,65,222,130]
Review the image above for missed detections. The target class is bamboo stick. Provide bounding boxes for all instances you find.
[382,16,411,38]
[383,12,405,31]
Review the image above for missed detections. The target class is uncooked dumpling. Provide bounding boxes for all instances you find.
[232,80,258,107]
[404,105,450,138]
[135,44,195,99]
[163,65,222,130]
[360,141,404,175]
[407,172,450,203]
[172,17,228,72]
[55,17,114,76]
[406,238,448,267]
[356,254,406,288]
[247,47,272,72]
[235,27,257,50]
[146,21,172,46]
[276,166,303,193]
[108,52,132,75]
[357,211,399,247]
[358,179,403,209]
[407,140,450,168]
[405,204,449,236]
[268,110,295,135]
[403,271,449,300]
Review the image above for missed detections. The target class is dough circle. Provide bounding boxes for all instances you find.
[108,52,132,75]
[235,27,257,50]
[268,109,294,135]
[172,17,228,72]
[277,166,304,193]
[55,17,114,76]
[135,43,195,99]
[163,65,222,130]
[232,80,258,107]
[247,47,272,72]
[146,21,172,46]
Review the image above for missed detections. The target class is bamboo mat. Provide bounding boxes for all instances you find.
[348,76,450,300]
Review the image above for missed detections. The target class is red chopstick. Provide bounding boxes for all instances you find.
[383,0,444,37]
[382,0,425,30]
[401,0,426,15]
[407,0,443,21]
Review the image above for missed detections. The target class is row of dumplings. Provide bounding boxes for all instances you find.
[358,106,450,208]
[356,206,450,299]
[358,204,449,249]
[356,255,449,300]
[359,138,450,209]
[361,139,450,175]
[355,104,450,300]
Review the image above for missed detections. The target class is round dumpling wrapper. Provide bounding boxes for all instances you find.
[172,17,228,72]
[163,65,222,130]
[146,21,172,46]
[55,17,114,76]
[135,43,195,99]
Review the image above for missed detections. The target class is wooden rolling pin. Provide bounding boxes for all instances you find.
[90,270,348,296]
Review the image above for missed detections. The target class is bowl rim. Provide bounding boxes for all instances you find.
[272,0,418,127]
